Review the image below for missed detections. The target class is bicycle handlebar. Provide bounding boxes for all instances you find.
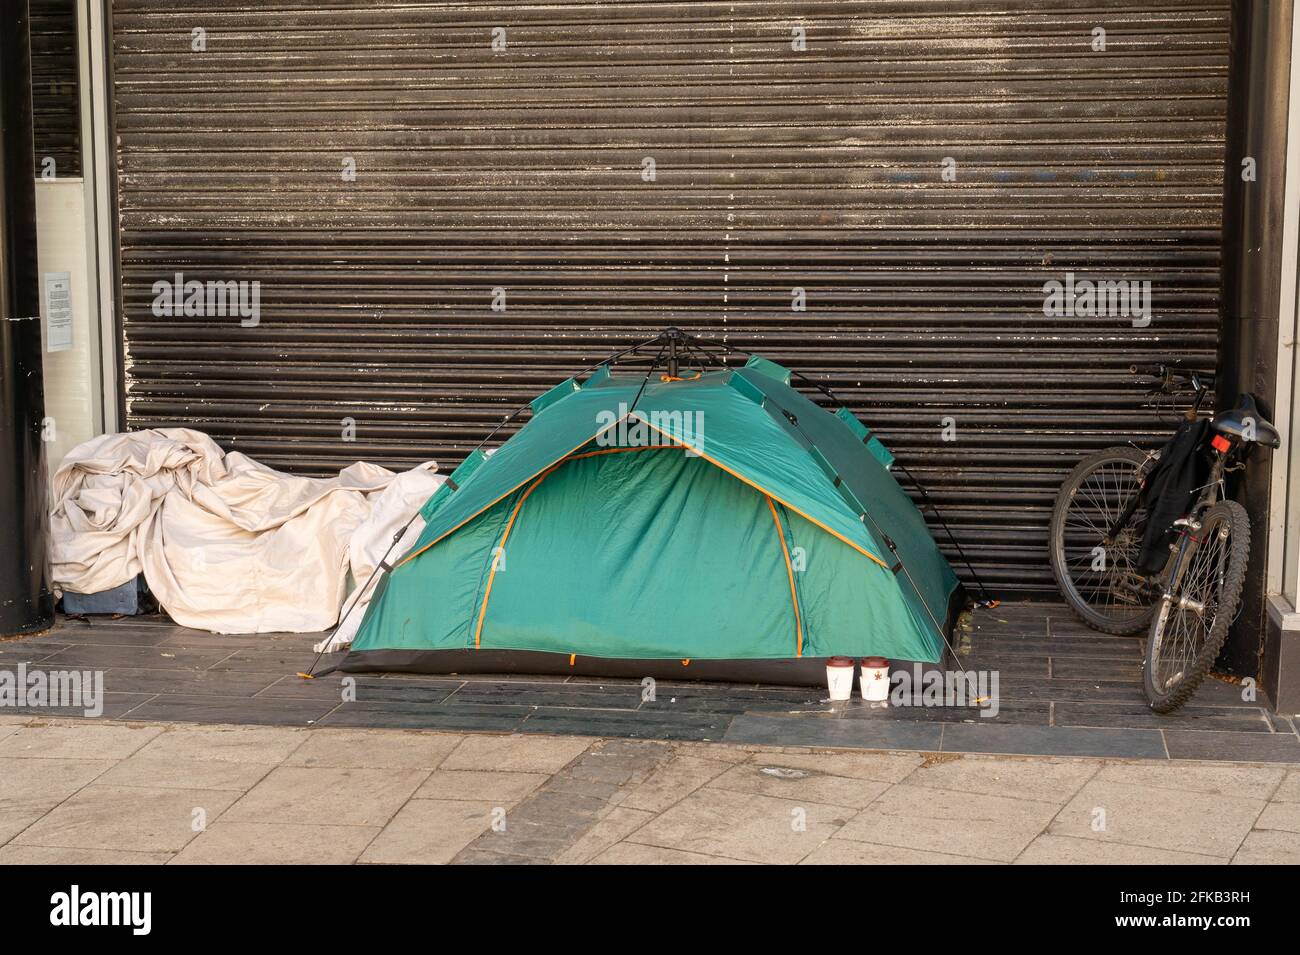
[1129,363,1216,394]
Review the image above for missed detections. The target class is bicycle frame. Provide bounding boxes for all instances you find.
[1156,446,1232,604]
[1104,374,1216,544]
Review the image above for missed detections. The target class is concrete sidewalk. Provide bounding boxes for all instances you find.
[0,715,1295,864]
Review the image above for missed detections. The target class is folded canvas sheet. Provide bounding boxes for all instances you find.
[49,428,440,636]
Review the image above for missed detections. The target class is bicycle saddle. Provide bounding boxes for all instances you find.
[1211,393,1281,448]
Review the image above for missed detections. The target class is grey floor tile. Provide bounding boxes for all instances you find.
[39,644,235,671]
[520,707,732,742]
[1162,730,1300,764]
[0,643,74,664]
[448,682,643,711]
[2,692,155,721]
[724,714,944,751]
[208,650,326,672]
[102,667,285,698]
[1055,701,1274,733]
[40,626,173,647]
[321,702,530,733]
[1048,659,1143,681]
[119,694,338,726]
[941,722,1168,759]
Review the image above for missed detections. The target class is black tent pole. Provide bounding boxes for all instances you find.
[0,0,54,636]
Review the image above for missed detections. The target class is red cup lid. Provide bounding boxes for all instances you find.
[826,656,854,667]
[861,657,889,667]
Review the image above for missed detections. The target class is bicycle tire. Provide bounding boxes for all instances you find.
[1050,446,1160,635]
[1143,500,1250,714]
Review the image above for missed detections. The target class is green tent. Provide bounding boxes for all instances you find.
[340,354,964,684]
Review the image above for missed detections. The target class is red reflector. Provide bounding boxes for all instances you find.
[1212,434,1232,453]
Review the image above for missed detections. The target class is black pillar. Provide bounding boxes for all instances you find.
[1218,0,1293,680]
[0,0,54,635]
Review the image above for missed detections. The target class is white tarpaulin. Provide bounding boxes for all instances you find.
[48,428,440,637]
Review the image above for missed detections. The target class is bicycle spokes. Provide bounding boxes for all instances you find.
[1061,460,1148,614]
[1152,523,1228,692]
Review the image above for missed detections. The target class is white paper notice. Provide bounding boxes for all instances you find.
[44,272,73,352]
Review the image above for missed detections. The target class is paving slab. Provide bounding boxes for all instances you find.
[1092,761,1286,800]
[12,785,240,853]
[555,807,656,864]
[902,754,1098,803]
[0,808,50,845]
[0,756,117,815]
[1254,801,1300,833]
[1272,770,1300,802]
[224,766,427,828]
[440,734,593,774]
[1015,833,1225,864]
[799,840,1003,865]
[1049,780,1265,857]
[834,784,1061,863]
[668,741,751,764]
[170,821,380,864]
[0,845,172,864]
[286,728,462,770]
[618,755,733,813]
[1230,829,1300,864]
[746,749,923,783]
[0,722,163,760]
[628,787,853,864]
[97,756,277,792]
[362,799,498,864]
[705,761,889,809]
[589,841,756,864]
[414,769,550,805]
[132,724,307,764]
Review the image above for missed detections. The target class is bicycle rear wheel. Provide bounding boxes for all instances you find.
[1050,446,1159,635]
[1143,500,1249,714]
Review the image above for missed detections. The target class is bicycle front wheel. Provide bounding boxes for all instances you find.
[1050,446,1160,635]
[1143,500,1250,714]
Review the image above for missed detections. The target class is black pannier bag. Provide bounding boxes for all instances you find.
[1136,418,1211,574]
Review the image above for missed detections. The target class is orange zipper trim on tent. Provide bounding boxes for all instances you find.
[633,417,889,569]
[395,419,636,571]
[766,495,803,657]
[473,463,560,648]
[470,444,685,648]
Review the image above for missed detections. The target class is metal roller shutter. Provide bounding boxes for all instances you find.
[31,0,81,177]
[109,0,1230,595]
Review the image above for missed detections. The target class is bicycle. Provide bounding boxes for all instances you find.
[1049,363,1280,712]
